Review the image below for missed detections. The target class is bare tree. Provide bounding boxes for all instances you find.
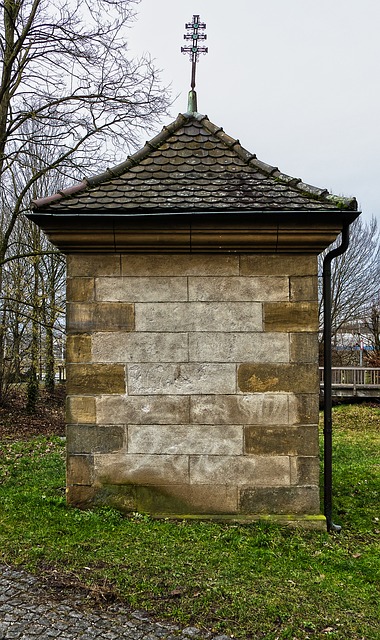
[0,139,67,404]
[40,248,65,396]
[0,0,169,405]
[363,301,380,366]
[318,216,380,358]
[0,0,170,262]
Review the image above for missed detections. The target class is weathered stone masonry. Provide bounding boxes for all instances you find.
[65,252,321,517]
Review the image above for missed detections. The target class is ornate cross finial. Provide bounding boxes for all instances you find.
[181,15,208,91]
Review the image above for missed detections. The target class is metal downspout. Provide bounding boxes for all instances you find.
[322,223,350,532]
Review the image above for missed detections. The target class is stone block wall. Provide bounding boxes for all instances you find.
[65,253,321,519]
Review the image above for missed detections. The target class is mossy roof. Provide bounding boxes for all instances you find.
[32,112,357,215]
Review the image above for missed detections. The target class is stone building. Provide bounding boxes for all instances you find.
[29,107,358,527]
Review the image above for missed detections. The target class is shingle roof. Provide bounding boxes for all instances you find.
[32,112,357,214]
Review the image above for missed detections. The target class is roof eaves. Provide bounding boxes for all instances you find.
[28,208,360,221]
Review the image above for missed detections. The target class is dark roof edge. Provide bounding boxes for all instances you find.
[27,209,361,223]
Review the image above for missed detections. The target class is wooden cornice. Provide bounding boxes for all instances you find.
[28,210,359,254]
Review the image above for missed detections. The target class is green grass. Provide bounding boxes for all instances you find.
[0,404,379,639]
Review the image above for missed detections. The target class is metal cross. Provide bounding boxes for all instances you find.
[181,15,208,90]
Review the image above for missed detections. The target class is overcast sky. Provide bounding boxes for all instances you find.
[128,0,380,223]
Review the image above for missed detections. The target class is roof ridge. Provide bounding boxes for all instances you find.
[32,181,87,208]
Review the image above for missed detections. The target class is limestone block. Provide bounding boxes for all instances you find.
[293,394,320,425]
[66,335,91,364]
[95,277,188,302]
[189,332,289,363]
[67,303,91,333]
[240,486,320,514]
[287,393,299,425]
[264,302,318,332]
[240,255,317,277]
[66,278,95,302]
[127,363,236,395]
[96,395,190,425]
[135,302,262,332]
[190,455,290,486]
[121,254,239,276]
[136,484,238,514]
[290,276,318,302]
[89,485,137,511]
[66,424,126,453]
[66,364,126,395]
[289,333,319,364]
[67,455,93,485]
[67,254,121,277]
[66,485,97,507]
[67,302,134,333]
[188,276,289,302]
[244,425,319,456]
[128,425,243,455]
[94,453,189,485]
[238,363,319,394]
[92,332,188,363]
[290,456,320,485]
[190,394,292,425]
[66,396,96,424]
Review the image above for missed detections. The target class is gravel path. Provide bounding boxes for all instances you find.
[0,565,231,640]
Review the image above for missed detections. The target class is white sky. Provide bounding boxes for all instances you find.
[128,0,380,223]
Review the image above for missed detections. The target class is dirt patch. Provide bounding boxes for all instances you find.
[0,385,65,441]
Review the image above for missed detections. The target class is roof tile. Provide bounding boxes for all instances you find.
[32,112,357,214]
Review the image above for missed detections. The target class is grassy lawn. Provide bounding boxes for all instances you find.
[0,403,379,639]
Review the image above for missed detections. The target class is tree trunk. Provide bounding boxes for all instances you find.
[45,316,55,396]
[26,252,40,413]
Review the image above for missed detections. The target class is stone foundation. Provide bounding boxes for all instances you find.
[66,253,323,525]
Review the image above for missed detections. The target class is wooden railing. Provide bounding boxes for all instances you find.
[57,365,66,382]
[319,367,380,396]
